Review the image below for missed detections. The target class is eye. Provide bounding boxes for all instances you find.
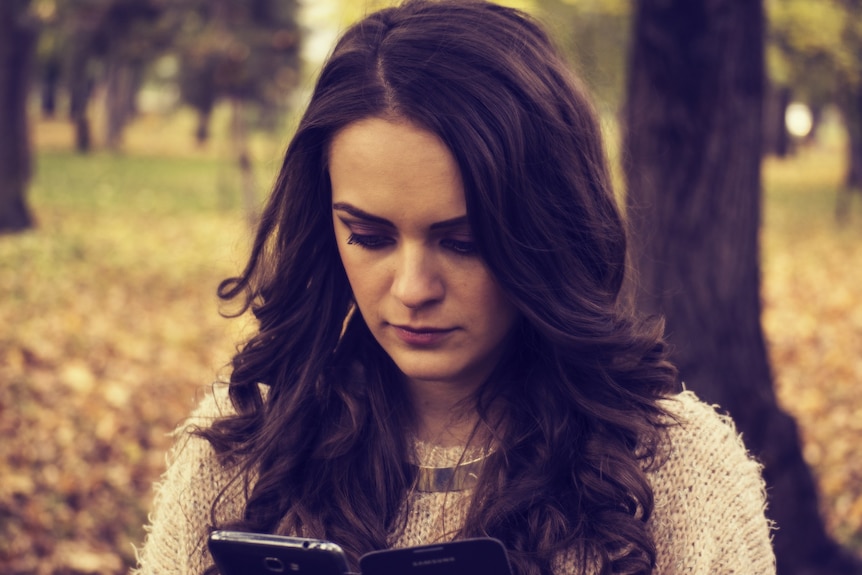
[347,233,393,250]
[441,238,478,256]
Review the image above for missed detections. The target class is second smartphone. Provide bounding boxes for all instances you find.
[359,538,512,575]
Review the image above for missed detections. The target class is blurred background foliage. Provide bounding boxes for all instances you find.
[16,0,862,169]
[1,0,861,573]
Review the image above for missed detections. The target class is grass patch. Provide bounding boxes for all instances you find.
[32,151,237,215]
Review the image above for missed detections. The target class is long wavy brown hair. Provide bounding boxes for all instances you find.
[196,1,679,574]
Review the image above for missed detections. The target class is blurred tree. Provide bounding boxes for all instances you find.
[534,0,631,114]
[623,0,862,573]
[175,0,301,223]
[767,0,862,217]
[97,0,170,149]
[838,85,862,221]
[0,0,38,233]
[176,0,301,143]
[835,0,862,220]
[35,8,62,119]
[763,84,792,157]
[42,0,300,214]
[55,0,178,151]
[63,1,100,151]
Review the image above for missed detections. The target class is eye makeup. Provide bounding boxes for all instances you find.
[333,202,478,256]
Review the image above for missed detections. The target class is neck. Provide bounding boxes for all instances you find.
[406,378,482,447]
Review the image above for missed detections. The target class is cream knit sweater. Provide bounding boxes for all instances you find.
[133,386,775,575]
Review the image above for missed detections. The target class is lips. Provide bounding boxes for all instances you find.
[391,325,456,346]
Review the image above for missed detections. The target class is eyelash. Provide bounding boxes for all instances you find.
[347,233,392,249]
[441,238,478,255]
[346,233,478,256]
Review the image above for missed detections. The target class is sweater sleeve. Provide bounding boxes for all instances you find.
[133,385,245,575]
[648,390,776,575]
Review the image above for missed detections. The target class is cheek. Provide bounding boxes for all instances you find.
[471,275,519,332]
[339,250,363,291]
[491,296,519,334]
[334,227,359,280]
[334,233,357,286]
[336,246,381,309]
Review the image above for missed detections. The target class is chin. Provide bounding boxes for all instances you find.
[391,357,482,390]
[397,365,460,384]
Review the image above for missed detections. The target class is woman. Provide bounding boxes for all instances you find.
[135,1,775,574]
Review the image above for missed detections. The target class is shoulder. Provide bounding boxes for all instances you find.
[178,382,238,434]
[651,389,767,520]
[161,383,245,510]
[133,383,247,575]
[647,389,776,574]
[159,383,238,474]
[655,389,753,465]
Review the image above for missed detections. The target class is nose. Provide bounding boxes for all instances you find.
[391,244,444,309]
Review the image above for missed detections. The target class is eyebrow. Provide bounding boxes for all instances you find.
[332,202,469,231]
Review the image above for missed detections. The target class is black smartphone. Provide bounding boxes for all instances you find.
[207,530,351,575]
[359,538,512,575]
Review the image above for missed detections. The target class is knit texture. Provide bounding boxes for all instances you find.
[133,386,775,575]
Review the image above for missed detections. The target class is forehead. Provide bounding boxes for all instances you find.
[328,117,467,221]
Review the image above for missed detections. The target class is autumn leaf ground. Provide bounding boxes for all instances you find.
[1,113,861,573]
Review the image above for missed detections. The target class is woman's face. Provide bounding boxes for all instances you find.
[329,117,519,398]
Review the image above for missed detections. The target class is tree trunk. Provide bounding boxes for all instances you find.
[104,58,144,151]
[195,108,212,146]
[805,104,821,146]
[764,84,792,157]
[0,0,37,233]
[837,83,862,223]
[40,55,60,118]
[231,98,259,227]
[623,1,861,573]
[105,58,131,151]
[68,39,93,153]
